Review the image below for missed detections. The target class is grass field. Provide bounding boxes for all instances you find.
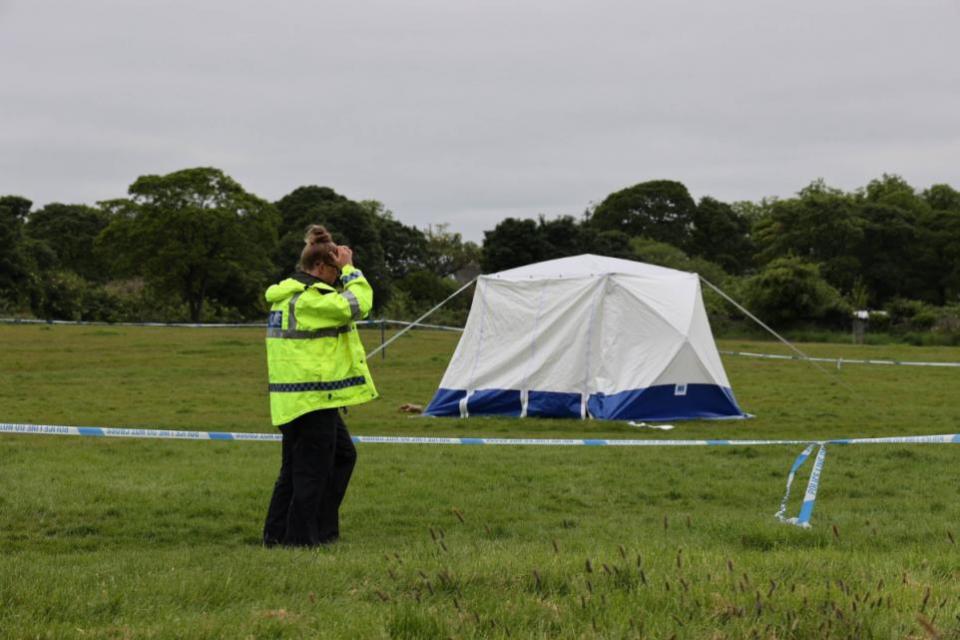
[1,324,959,639]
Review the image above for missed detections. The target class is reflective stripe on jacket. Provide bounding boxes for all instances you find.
[264,264,378,426]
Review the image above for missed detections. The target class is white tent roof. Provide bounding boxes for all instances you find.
[490,254,690,281]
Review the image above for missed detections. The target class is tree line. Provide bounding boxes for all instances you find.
[0,168,479,325]
[483,176,960,339]
[3,168,960,339]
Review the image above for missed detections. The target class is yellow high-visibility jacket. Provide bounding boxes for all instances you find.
[264,265,378,426]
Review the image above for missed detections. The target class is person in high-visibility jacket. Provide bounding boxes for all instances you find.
[262,225,378,547]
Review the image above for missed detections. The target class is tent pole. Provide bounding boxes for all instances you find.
[366,277,478,360]
[699,276,855,392]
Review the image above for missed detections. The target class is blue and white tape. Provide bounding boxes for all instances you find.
[0,423,284,441]
[797,445,827,526]
[6,319,955,364]
[774,444,828,528]
[0,317,465,332]
[0,423,817,447]
[719,349,960,369]
[774,444,817,526]
[2,422,957,529]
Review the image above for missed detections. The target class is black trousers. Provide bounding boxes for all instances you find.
[262,408,357,547]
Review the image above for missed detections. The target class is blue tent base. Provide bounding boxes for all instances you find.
[424,384,746,421]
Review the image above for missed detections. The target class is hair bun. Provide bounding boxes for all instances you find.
[304,224,332,245]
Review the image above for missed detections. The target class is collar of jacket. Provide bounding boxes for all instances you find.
[291,270,341,288]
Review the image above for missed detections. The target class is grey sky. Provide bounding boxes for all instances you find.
[2,0,958,241]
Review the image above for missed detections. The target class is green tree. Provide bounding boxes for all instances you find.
[274,186,391,310]
[33,270,89,321]
[482,215,637,273]
[753,180,864,293]
[741,256,851,327]
[862,174,923,213]
[923,184,960,212]
[590,180,697,249]
[423,224,481,278]
[537,215,584,258]
[630,237,729,286]
[731,198,777,225]
[481,218,549,273]
[917,208,960,305]
[386,269,473,326]
[689,196,754,274]
[25,203,111,282]
[274,186,348,275]
[855,175,939,305]
[588,229,635,260]
[397,270,455,307]
[363,201,429,280]
[858,202,925,304]
[916,183,960,305]
[97,167,279,322]
[0,196,36,312]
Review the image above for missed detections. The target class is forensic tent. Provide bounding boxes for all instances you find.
[424,254,747,421]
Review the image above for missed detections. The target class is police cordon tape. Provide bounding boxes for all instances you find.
[0,317,262,329]
[12,318,960,367]
[0,317,466,332]
[718,349,960,368]
[3,422,958,529]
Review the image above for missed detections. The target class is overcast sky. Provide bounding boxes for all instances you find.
[2,0,958,240]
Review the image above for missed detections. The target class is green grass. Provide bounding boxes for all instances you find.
[1,325,960,638]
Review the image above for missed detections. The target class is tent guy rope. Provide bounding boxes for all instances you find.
[698,276,857,394]
[364,278,477,360]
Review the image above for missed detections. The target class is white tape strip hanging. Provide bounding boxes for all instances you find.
[774,444,816,524]
[775,443,826,528]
